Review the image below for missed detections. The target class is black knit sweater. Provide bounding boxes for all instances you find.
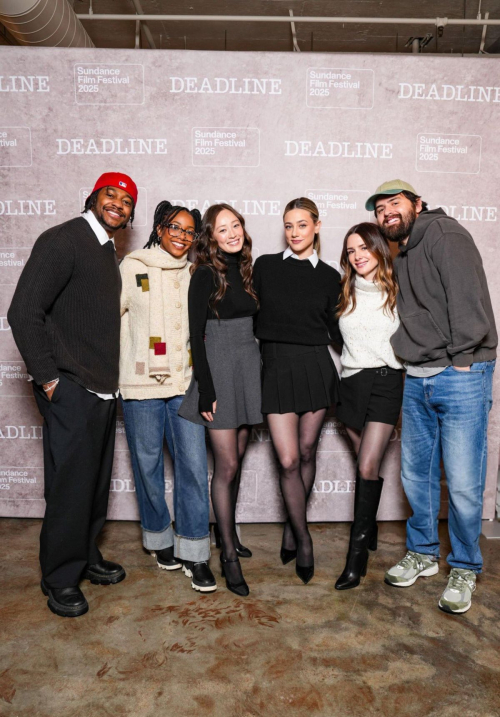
[8,216,121,392]
[253,252,343,346]
[189,251,257,412]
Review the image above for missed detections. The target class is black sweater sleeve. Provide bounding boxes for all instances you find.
[327,270,344,347]
[188,266,217,413]
[8,227,75,385]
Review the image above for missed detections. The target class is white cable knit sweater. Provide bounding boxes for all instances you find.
[119,248,193,400]
[339,275,403,378]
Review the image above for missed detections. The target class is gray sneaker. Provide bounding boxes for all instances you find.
[438,568,476,614]
[385,550,439,587]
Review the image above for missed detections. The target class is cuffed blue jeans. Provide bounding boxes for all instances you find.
[401,361,495,572]
[121,395,210,562]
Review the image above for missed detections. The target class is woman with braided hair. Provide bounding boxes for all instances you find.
[119,201,217,593]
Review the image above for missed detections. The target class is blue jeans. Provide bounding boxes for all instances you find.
[401,361,495,572]
[121,395,210,561]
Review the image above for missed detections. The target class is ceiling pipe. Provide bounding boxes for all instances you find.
[129,0,156,49]
[75,14,500,27]
[0,0,94,47]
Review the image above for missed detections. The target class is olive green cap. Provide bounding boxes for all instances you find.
[365,179,418,211]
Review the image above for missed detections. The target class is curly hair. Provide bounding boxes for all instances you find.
[337,222,398,318]
[191,203,258,317]
[144,201,202,249]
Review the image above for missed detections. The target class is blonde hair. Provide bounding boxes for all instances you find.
[283,197,321,254]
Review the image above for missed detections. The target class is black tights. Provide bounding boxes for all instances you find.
[209,426,250,582]
[267,409,326,566]
[345,421,395,480]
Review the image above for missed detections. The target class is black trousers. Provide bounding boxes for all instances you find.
[33,374,117,588]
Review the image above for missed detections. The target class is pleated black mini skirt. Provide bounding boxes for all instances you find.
[336,367,404,431]
[261,342,340,415]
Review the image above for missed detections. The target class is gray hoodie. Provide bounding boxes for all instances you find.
[390,208,497,368]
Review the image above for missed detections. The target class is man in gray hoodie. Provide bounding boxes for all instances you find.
[366,180,497,614]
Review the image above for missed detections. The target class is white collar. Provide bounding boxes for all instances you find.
[283,246,319,268]
[83,211,115,247]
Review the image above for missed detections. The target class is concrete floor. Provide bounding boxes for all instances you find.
[0,519,499,717]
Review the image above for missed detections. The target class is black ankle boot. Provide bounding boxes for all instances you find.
[335,476,383,591]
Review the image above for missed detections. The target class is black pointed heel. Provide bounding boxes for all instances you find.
[280,547,297,565]
[296,563,314,585]
[220,555,249,597]
[235,545,252,558]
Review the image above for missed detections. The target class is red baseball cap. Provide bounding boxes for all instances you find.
[92,172,138,205]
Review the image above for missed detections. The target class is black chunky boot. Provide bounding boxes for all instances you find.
[335,476,383,590]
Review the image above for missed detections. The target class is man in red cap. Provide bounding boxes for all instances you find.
[8,172,138,617]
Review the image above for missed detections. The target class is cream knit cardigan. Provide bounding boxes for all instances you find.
[119,247,193,400]
[339,275,404,378]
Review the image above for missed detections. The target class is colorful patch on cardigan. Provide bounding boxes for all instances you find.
[135,362,145,375]
[149,336,162,349]
[188,349,193,367]
[136,273,149,291]
[154,342,166,356]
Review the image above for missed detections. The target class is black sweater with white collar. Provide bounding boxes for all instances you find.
[253,252,343,346]
[8,216,121,392]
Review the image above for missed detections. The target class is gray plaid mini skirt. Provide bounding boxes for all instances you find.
[178,316,263,430]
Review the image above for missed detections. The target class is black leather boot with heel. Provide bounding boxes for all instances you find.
[335,476,383,590]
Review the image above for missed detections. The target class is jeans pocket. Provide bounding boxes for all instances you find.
[451,362,487,374]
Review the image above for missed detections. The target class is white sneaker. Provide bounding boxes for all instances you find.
[438,569,476,614]
[385,550,439,587]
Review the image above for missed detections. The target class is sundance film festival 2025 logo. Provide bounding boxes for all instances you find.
[399,82,500,103]
[285,139,392,159]
[0,200,56,216]
[0,362,30,392]
[416,133,481,174]
[57,138,167,155]
[0,250,26,271]
[0,75,49,92]
[0,127,32,168]
[169,76,281,95]
[74,64,144,105]
[0,467,40,493]
[306,68,374,109]
[307,190,370,228]
[192,128,260,167]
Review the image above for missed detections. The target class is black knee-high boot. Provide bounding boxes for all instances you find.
[335,476,383,590]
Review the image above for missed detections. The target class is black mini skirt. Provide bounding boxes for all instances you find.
[336,367,404,431]
[261,342,340,415]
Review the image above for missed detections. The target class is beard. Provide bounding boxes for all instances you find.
[380,204,417,243]
[94,204,129,233]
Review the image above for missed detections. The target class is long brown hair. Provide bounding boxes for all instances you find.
[191,203,258,317]
[337,222,397,317]
[283,197,321,255]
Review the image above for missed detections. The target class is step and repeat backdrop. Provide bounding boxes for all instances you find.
[0,48,499,522]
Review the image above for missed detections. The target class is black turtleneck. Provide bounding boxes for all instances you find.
[188,251,258,412]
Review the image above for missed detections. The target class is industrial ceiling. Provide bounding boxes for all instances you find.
[1,0,500,54]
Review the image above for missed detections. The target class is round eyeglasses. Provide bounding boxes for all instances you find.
[164,223,198,243]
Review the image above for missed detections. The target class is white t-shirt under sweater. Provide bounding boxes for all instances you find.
[339,275,403,378]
